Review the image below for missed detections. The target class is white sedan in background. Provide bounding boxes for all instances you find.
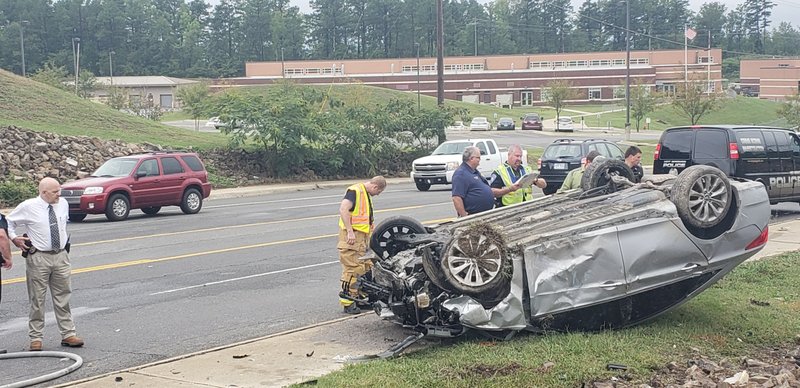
[205,117,228,129]
[556,116,574,132]
[469,117,491,131]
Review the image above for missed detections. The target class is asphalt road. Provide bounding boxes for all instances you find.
[0,183,460,386]
[1,182,798,386]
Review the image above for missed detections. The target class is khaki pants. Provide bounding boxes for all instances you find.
[26,250,76,341]
[337,228,372,305]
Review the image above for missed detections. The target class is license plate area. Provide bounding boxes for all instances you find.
[553,163,568,170]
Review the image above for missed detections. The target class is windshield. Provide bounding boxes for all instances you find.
[543,144,582,159]
[472,117,487,123]
[559,117,572,122]
[499,118,512,123]
[524,114,539,120]
[432,141,473,155]
[92,158,138,177]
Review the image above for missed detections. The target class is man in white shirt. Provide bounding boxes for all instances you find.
[8,177,84,351]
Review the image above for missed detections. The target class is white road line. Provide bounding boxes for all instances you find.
[149,261,339,296]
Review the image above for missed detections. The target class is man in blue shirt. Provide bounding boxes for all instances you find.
[452,146,495,217]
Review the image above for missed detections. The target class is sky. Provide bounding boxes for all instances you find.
[278,0,799,26]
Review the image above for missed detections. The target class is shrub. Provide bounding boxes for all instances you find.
[0,180,37,208]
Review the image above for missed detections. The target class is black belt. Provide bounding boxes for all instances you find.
[30,248,65,255]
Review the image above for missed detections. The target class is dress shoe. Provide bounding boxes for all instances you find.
[342,304,362,315]
[61,336,84,347]
[29,340,42,351]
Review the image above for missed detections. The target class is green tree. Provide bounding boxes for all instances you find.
[777,93,800,129]
[543,80,579,122]
[104,86,128,110]
[629,80,660,131]
[30,62,70,91]
[672,79,720,125]
[76,69,96,98]
[176,82,211,130]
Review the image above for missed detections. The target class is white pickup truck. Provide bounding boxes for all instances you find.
[410,138,527,191]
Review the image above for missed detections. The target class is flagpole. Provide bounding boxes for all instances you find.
[684,23,688,84]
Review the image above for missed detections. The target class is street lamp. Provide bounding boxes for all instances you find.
[72,37,81,95]
[624,0,631,139]
[415,43,421,110]
[20,20,29,77]
[109,50,115,86]
[280,47,285,78]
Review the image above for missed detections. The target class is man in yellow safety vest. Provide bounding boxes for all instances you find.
[490,144,547,207]
[337,176,386,314]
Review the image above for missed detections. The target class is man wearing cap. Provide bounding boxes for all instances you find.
[7,177,84,351]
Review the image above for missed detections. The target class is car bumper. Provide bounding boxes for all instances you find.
[411,171,454,185]
[67,194,110,215]
[521,124,542,130]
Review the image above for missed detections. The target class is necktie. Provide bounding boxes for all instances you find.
[49,204,60,251]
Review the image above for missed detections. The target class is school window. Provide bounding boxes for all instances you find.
[159,94,173,108]
[612,59,625,66]
[697,56,713,64]
[589,88,602,100]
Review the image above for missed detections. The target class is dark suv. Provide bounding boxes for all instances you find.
[538,138,625,195]
[653,125,800,203]
[60,152,213,221]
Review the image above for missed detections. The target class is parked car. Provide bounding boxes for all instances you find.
[556,116,574,132]
[521,113,543,131]
[357,161,769,339]
[469,117,491,131]
[496,117,515,131]
[205,116,227,129]
[653,125,800,204]
[60,152,213,222]
[538,138,624,195]
[446,121,467,131]
[410,139,526,191]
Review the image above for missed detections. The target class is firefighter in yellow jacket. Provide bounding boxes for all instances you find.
[337,176,387,314]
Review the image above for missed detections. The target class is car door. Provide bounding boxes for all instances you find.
[790,133,800,199]
[771,130,795,199]
[692,129,731,174]
[762,131,785,199]
[159,156,187,204]
[475,141,494,178]
[525,226,627,318]
[129,158,162,207]
[735,130,774,196]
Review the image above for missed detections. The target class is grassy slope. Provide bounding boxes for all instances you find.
[0,69,226,149]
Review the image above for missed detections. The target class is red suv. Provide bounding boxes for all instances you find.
[61,152,212,221]
[521,113,543,130]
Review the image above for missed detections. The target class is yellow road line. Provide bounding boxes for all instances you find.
[1,213,455,286]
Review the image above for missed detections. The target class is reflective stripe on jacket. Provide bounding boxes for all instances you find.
[338,183,371,233]
[494,163,532,206]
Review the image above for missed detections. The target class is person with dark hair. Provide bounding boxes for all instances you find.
[558,150,601,193]
[625,145,645,183]
[452,146,495,217]
[7,177,84,351]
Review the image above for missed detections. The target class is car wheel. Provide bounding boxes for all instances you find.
[142,206,161,215]
[68,213,87,222]
[180,188,203,214]
[671,165,731,229]
[105,194,130,221]
[415,181,431,191]
[370,216,427,260]
[438,224,511,304]
[581,157,635,193]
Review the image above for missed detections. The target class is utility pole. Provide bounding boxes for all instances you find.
[474,20,478,56]
[109,50,115,86]
[72,37,81,96]
[20,20,29,77]
[281,47,285,78]
[415,42,421,110]
[625,0,631,139]
[436,0,444,106]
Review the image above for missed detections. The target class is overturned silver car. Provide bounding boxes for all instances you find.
[359,161,770,338]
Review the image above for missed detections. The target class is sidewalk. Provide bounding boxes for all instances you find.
[55,218,800,388]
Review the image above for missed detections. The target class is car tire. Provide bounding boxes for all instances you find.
[68,214,87,222]
[581,157,635,193]
[437,225,512,305]
[142,206,161,215]
[415,181,431,191]
[180,188,203,214]
[105,194,130,221]
[370,216,427,260]
[670,165,731,229]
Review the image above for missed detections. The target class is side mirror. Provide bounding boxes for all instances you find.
[135,171,147,178]
[480,150,487,156]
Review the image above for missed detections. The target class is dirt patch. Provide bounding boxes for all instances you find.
[442,361,525,379]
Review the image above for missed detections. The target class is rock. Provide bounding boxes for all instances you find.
[722,370,749,385]
[746,358,772,368]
